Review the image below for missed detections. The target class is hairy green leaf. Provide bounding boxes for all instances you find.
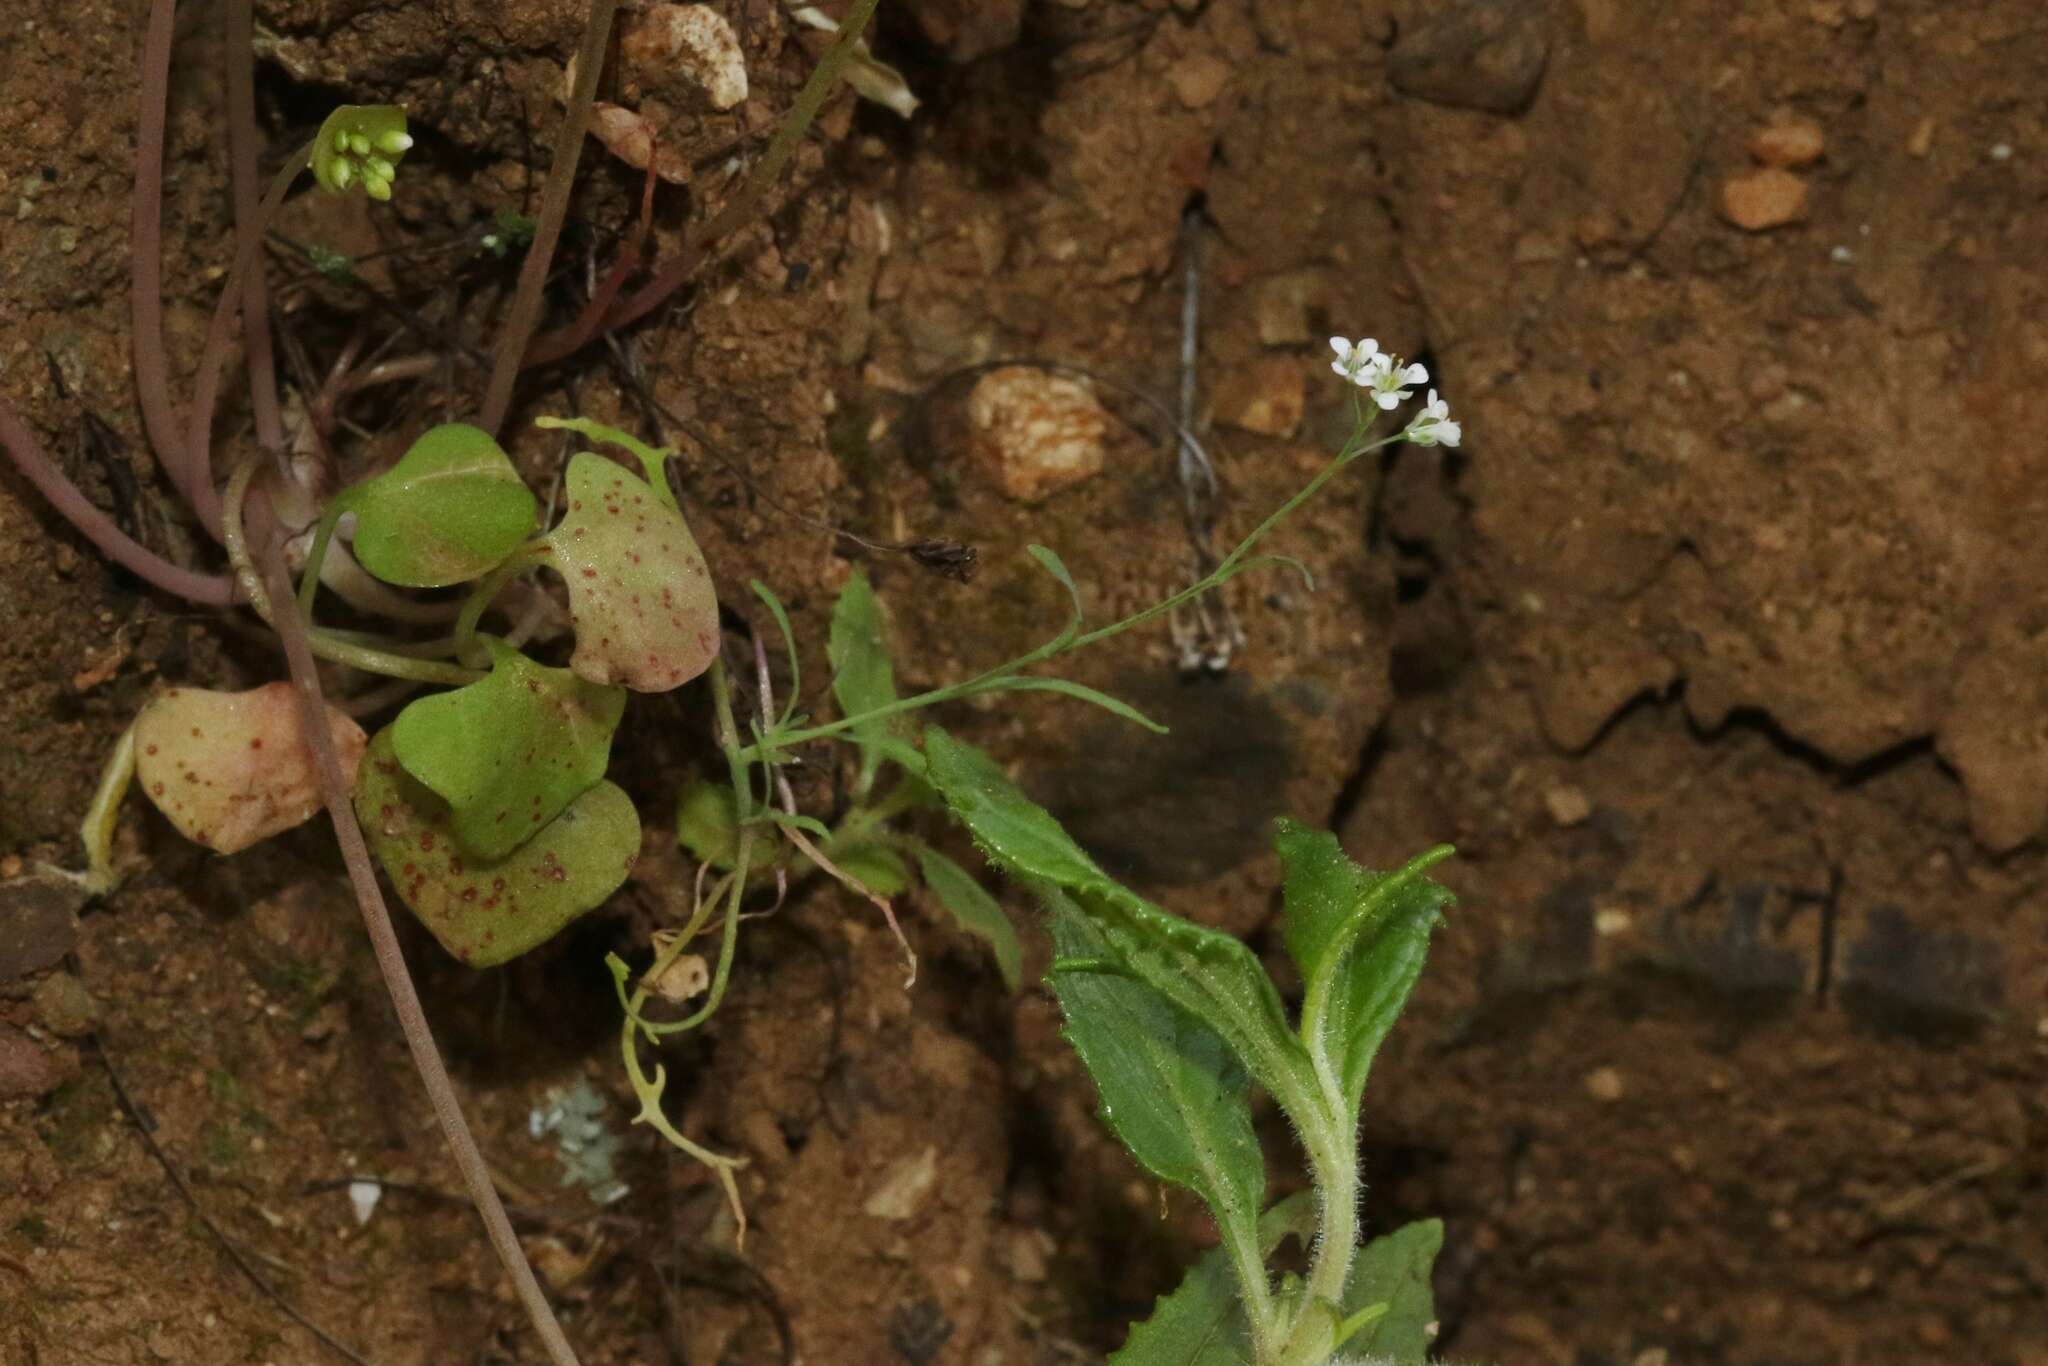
[355,728,640,966]
[908,841,1021,991]
[543,451,719,693]
[827,569,900,791]
[1339,1219,1442,1362]
[1051,904,1264,1287]
[925,727,1317,1135]
[344,423,536,587]
[390,638,625,861]
[1113,1194,1319,1366]
[1110,1238,1251,1366]
[1274,820,1453,1110]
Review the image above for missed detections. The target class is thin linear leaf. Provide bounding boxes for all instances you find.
[967,676,1167,733]
[1050,903,1264,1288]
[827,569,899,790]
[750,580,803,728]
[1339,1219,1443,1363]
[355,727,640,966]
[1275,820,1453,1111]
[390,637,625,862]
[907,840,1021,991]
[344,423,537,587]
[926,727,1317,1125]
[1025,544,1084,653]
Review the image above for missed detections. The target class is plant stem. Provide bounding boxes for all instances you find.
[0,397,237,603]
[518,0,883,370]
[741,427,1399,761]
[185,143,315,541]
[256,547,583,1366]
[222,455,479,686]
[1274,1088,1361,1365]
[476,0,619,435]
[130,0,184,508]
[225,0,283,454]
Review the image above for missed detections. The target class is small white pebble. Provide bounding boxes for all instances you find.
[1829,245,1854,263]
[347,1180,382,1226]
[1990,142,2014,162]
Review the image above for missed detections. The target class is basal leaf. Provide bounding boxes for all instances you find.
[1274,821,1453,1111]
[827,569,899,791]
[675,780,768,875]
[1339,1219,1443,1362]
[135,684,367,855]
[542,451,719,692]
[390,638,625,861]
[908,840,1021,991]
[1112,1192,1319,1366]
[927,727,1316,1121]
[1110,1239,1252,1366]
[829,841,911,897]
[344,423,537,587]
[355,728,640,966]
[1050,903,1264,1280]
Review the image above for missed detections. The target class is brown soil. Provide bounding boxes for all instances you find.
[3,0,2045,1363]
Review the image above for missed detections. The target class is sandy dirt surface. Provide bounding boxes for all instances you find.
[3,0,2044,1362]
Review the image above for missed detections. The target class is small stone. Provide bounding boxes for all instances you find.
[0,1023,73,1100]
[1008,1228,1054,1283]
[1720,168,1809,231]
[31,972,99,1038]
[1584,1065,1625,1101]
[967,368,1110,503]
[1253,270,1328,347]
[0,875,85,981]
[1544,784,1592,826]
[620,5,748,111]
[1748,117,1825,168]
[1389,0,1552,116]
[900,0,1024,63]
[1211,358,1305,437]
[1166,53,1231,109]
[1906,117,1935,158]
[864,1146,939,1220]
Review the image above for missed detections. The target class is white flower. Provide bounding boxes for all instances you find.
[1405,389,1461,447]
[1329,336,1380,386]
[1363,354,1430,411]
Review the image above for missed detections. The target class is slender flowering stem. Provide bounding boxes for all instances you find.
[519,0,883,371]
[476,0,619,434]
[256,547,583,1366]
[0,396,236,605]
[184,143,315,540]
[130,0,185,507]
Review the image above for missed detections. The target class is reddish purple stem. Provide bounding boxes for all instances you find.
[0,397,235,605]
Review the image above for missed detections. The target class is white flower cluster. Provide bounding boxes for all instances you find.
[1328,336,1461,448]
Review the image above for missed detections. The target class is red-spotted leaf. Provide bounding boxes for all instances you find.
[390,638,626,862]
[134,683,367,854]
[542,451,718,692]
[354,728,640,966]
[343,423,537,588]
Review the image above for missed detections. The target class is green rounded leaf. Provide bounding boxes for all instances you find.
[543,451,719,692]
[345,423,537,588]
[390,638,625,862]
[134,683,367,854]
[355,728,640,966]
